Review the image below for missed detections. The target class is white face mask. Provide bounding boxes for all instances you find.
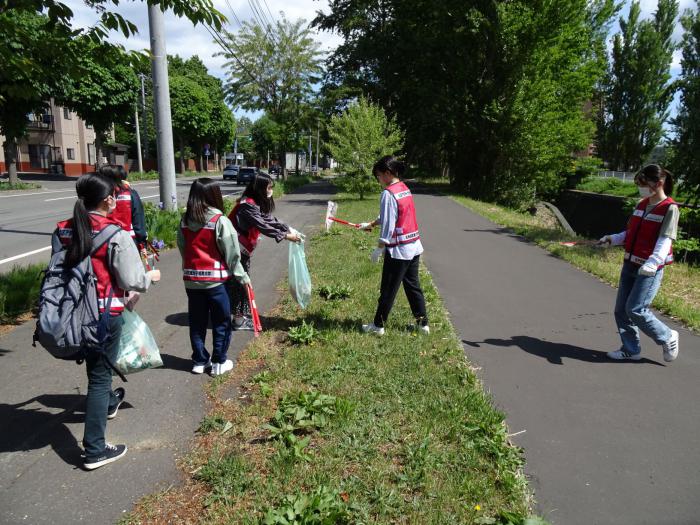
[638,185,653,198]
[107,196,117,213]
[266,189,273,198]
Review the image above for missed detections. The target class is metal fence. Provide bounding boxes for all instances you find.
[597,170,636,182]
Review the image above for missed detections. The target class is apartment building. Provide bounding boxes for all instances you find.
[0,100,99,176]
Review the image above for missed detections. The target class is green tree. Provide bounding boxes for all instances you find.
[1,1,224,180]
[169,75,212,173]
[251,114,281,166]
[57,40,139,167]
[316,0,617,206]
[326,97,404,199]
[597,0,679,171]
[218,16,322,176]
[670,1,700,203]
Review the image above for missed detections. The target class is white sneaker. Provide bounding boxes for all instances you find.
[607,350,642,361]
[361,323,385,336]
[417,324,430,334]
[662,330,679,362]
[211,360,233,376]
[192,360,212,374]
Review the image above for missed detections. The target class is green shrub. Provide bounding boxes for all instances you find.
[0,181,40,191]
[127,170,160,182]
[261,486,352,525]
[318,284,352,300]
[287,320,318,345]
[0,264,43,322]
[143,202,182,248]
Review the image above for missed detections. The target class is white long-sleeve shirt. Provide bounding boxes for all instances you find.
[377,188,424,260]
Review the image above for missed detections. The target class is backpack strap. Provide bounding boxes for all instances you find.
[91,224,121,255]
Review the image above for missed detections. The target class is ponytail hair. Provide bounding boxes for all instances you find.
[184,178,225,225]
[372,155,406,178]
[65,173,118,267]
[638,164,674,196]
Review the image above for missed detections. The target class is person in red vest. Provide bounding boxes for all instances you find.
[358,155,429,336]
[227,172,301,331]
[54,172,161,470]
[98,165,148,249]
[599,164,680,362]
[177,178,251,376]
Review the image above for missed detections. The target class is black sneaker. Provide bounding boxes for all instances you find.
[107,387,125,420]
[84,443,127,470]
[233,317,255,331]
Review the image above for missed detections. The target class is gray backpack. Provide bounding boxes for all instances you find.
[33,225,121,361]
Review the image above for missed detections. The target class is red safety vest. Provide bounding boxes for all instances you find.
[111,184,135,238]
[55,214,126,314]
[385,181,420,247]
[181,214,231,282]
[229,197,260,256]
[624,196,675,267]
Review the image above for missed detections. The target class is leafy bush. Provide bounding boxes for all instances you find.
[262,486,352,525]
[127,170,160,181]
[287,320,318,345]
[143,202,182,248]
[0,264,43,322]
[0,181,40,191]
[576,176,638,197]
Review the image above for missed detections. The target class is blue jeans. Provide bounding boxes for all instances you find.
[614,262,672,355]
[83,314,124,459]
[186,285,232,365]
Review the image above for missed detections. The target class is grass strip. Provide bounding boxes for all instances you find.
[123,193,542,525]
[0,264,44,323]
[0,181,41,191]
[438,187,700,332]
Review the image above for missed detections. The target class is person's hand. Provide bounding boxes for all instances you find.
[285,231,302,243]
[148,269,161,282]
[125,291,140,311]
[240,273,251,285]
[370,247,384,264]
[638,262,657,277]
[358,222,373,231]
[598,235,612,246]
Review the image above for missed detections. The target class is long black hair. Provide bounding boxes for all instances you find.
[65,173,118,267]
[372,155,406,178]
[184,178,225,224]
[242,172,275,214]
[636,164,674,196]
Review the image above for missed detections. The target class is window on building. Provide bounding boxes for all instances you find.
[87,144,96,165]
[63,107,71,120]
[85,123,93,129]
[66,148,75,160]
[28,144,51,169]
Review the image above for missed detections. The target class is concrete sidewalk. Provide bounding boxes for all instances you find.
[414,187,699,525]
[0,181,331,525]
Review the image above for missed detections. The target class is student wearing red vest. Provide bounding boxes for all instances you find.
[177,178,251,376]
[98,165,148,247]
[54,173,161,470]
[227,173,301,330]
[599,164,680,362]
[359,156,428,336]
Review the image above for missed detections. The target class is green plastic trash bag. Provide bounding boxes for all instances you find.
[288,240,312,309]
[115,310,162,375]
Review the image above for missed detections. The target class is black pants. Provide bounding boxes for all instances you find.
[227,253,251,317]
[374,253,428,328]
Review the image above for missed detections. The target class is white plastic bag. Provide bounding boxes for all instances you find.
[115,310,163,375]
[288,241,312,309]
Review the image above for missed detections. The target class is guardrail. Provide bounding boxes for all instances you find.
[597,170,635,182]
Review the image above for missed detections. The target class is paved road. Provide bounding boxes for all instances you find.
[0,182,331,525]
[0,174,244,270]
[414,187,699,525]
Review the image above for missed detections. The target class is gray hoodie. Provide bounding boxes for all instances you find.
[176,207,250,290]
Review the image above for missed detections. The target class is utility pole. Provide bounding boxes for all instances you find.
[267,149,270,170]
[308,133,312,173]
[134,103,143,173]
[138,73,148,160]
[315,121,320,172]
[148,5,177,210]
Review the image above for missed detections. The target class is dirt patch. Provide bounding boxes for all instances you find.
[0,312,34,337]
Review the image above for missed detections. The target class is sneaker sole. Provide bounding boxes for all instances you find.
[663,331,679,362]
[107,401,123,420]
[607,354,642,361]
[84,447,127,470]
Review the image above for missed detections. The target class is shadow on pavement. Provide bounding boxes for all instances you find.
[159,353,193,372]
[463,336,664,366]
[0,394,86,467]
[0,228,54,237]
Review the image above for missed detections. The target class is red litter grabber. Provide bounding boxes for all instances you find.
[245,283,263,337]
[325,200,361,231]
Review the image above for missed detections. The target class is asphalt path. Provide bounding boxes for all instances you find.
[0,174,244,271]
[414,186,699,525]
[0,181,331,525]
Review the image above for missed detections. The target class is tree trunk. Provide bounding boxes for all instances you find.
[95,135,104,169]
[179,136,186,174]
[4,139,19,185]
[295,149,299,176]
[198,148,203,173]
